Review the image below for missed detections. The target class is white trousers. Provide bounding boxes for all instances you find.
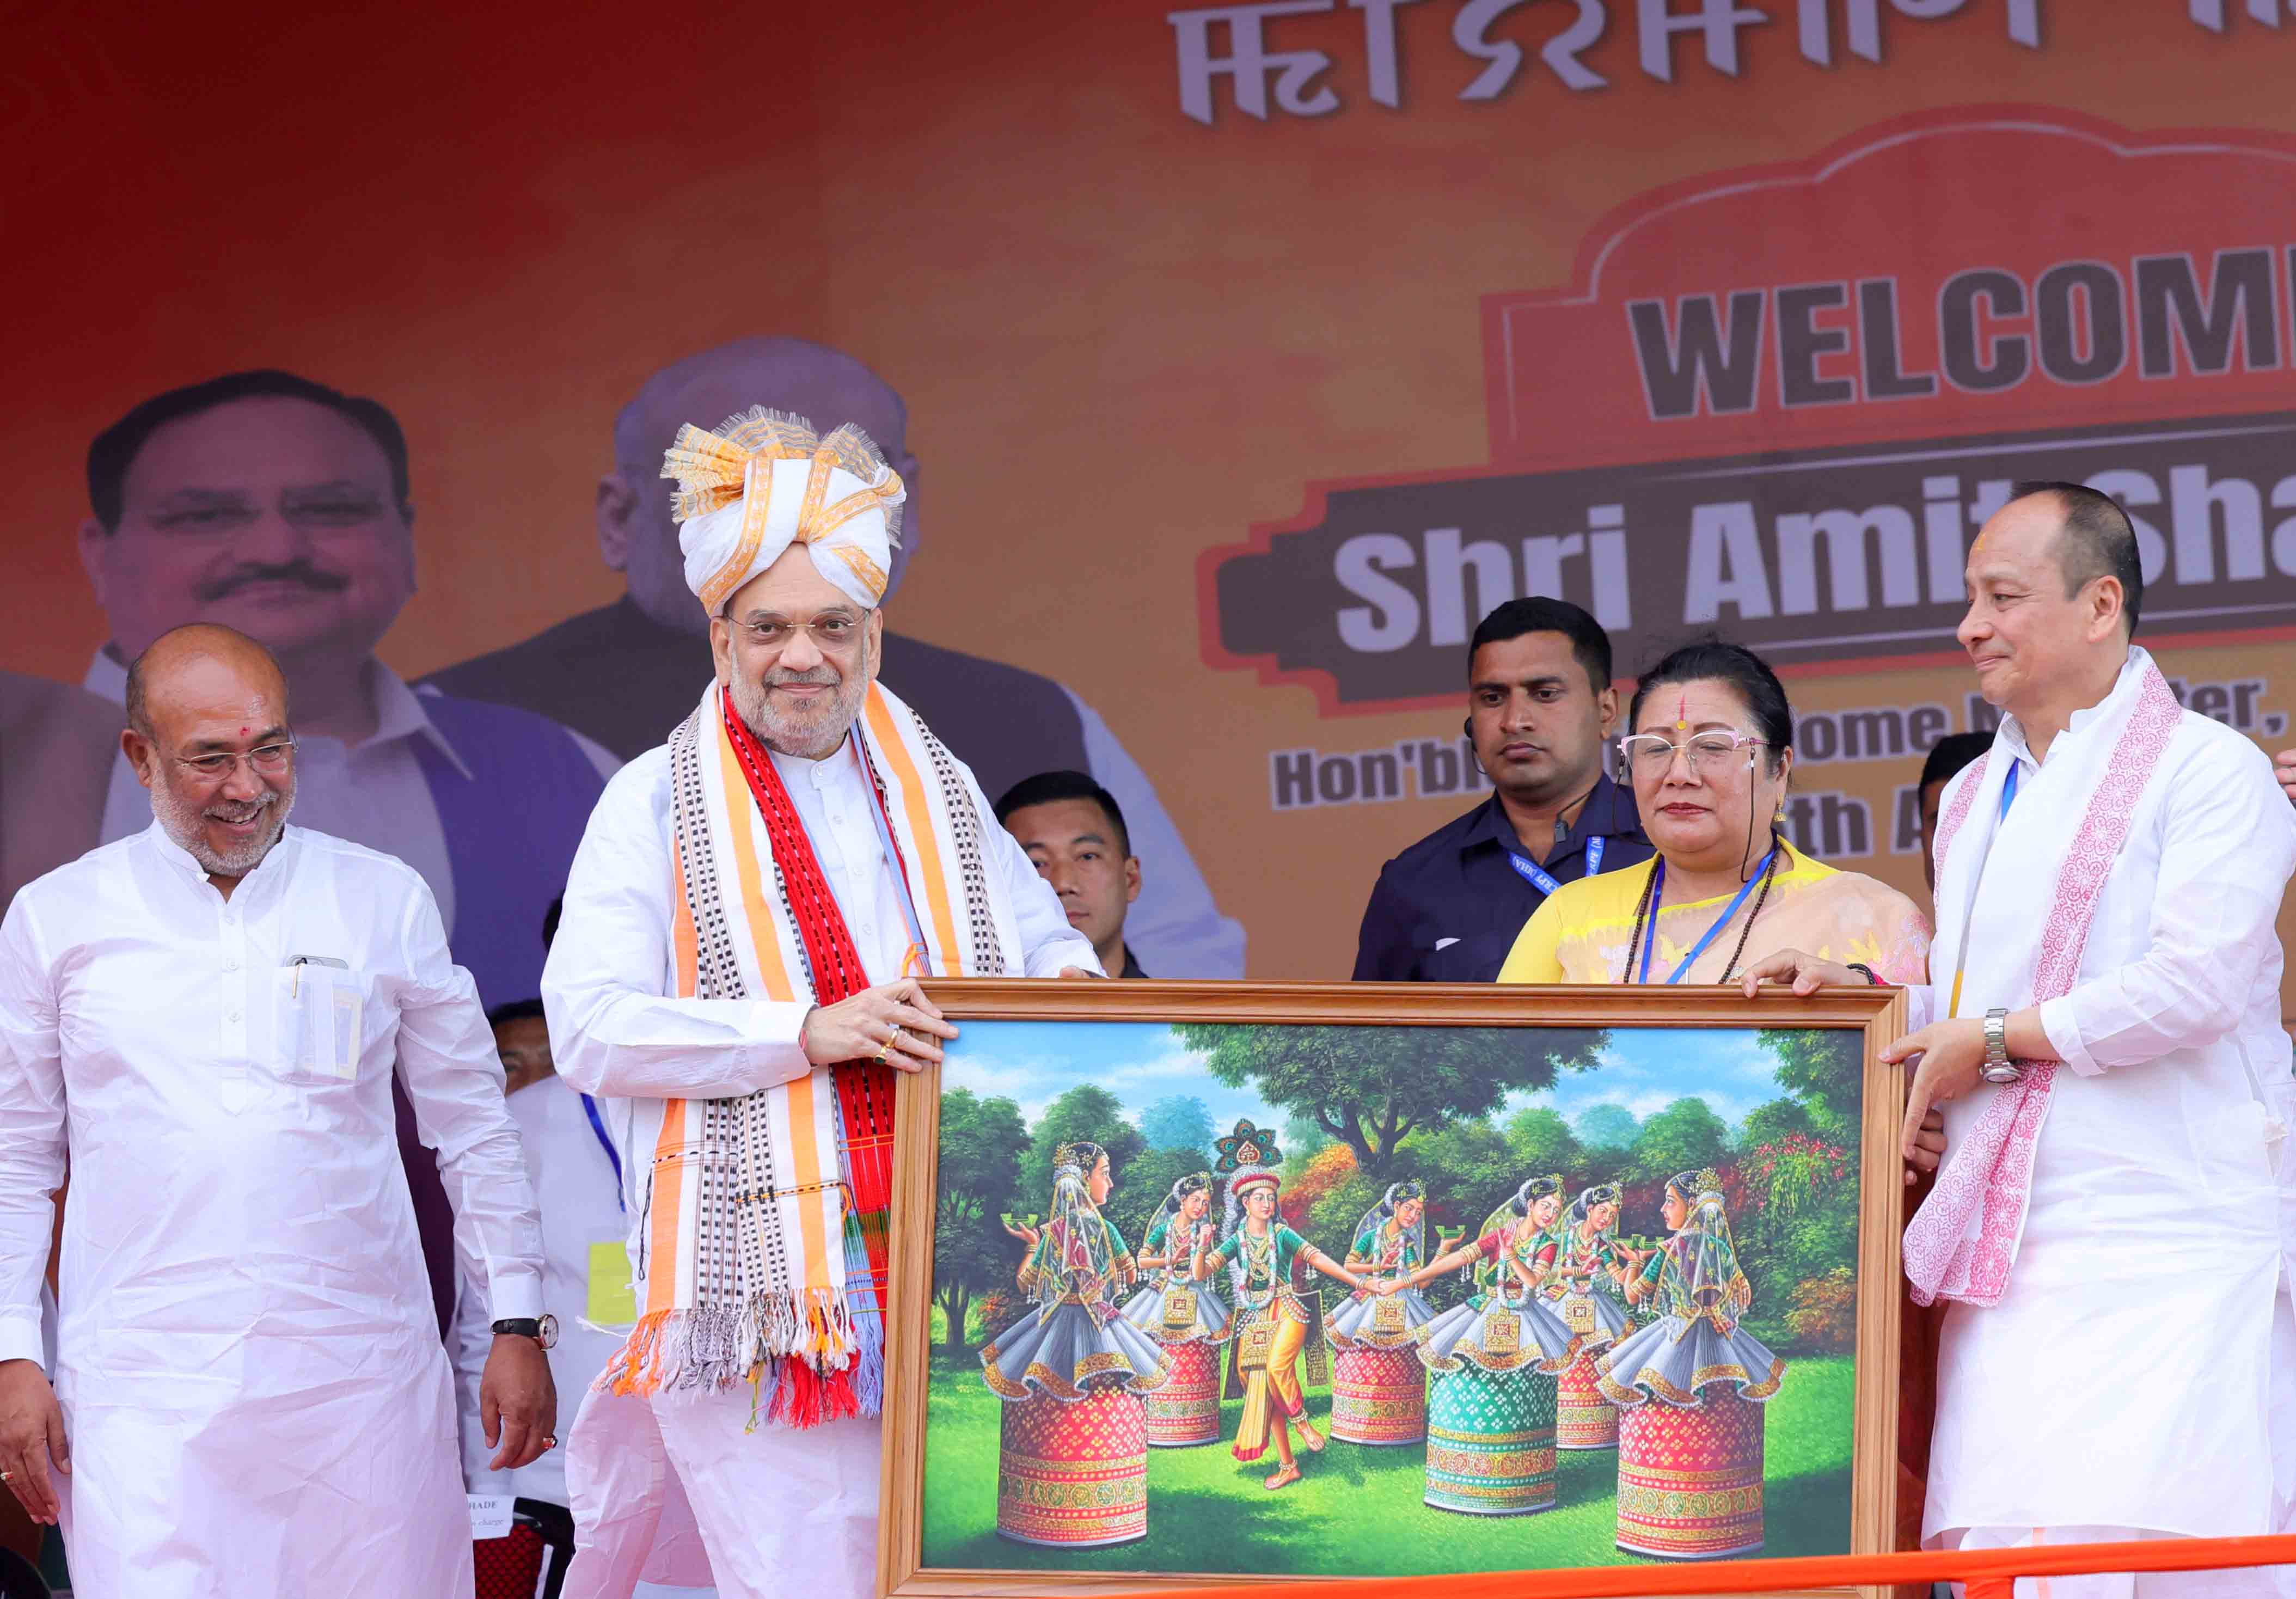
[563,1381,879,1599]
[1943,1527,2296,1599]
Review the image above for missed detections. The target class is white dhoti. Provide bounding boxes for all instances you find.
[1916,650,2296,1597]
[56,1329,469,1598]
[564,1382,879,1599]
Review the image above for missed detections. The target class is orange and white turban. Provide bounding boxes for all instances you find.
[665,407,906,614]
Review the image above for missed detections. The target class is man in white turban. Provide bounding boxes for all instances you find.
[542,409,1098,1599]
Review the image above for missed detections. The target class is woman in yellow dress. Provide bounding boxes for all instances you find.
[1498,641,1930,988]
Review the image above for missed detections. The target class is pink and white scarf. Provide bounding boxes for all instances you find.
[1902,655,2185,1308]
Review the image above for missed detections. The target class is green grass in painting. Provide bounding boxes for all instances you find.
[919,1352,1854,1577]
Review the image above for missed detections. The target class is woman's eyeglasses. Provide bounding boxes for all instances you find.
[1616,731,1767,777]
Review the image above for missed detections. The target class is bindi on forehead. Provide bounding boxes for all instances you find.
[1675,690,1689,731]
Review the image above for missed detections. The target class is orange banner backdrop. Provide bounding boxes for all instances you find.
[8,0,2296,996]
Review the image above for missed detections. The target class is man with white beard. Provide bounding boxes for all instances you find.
[0,623,555,1598]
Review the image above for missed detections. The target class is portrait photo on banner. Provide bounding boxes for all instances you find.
[878,981,1906,1597]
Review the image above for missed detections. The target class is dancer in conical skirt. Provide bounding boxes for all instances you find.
[1326,1180,1443,1445]
[1117,1171,1234,1447]
[1597,1169,1784,1560]
[1409,1175,1578,1515]
[981,1142,1171,1548]
[1545,1182,1637,1449]
[1199,1122,1372,1491]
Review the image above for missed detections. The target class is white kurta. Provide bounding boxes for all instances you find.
[543,731,1097,1599]
[1923,648,2296,1548]
[0,822,545,1599]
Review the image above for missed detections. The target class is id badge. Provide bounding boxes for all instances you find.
[587,1240,640,1330]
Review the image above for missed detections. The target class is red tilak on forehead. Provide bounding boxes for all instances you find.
[1674,691,1688,730]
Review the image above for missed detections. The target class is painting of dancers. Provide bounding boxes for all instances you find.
[878,981,1905,1597]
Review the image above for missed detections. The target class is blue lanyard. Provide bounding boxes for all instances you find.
[1508,835,1606,898]
[1637,850,1776,985]
[1999,762,2020,819]
[580,1093,625,1212]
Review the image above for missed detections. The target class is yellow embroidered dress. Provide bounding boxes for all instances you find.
[1497,842,1930,985]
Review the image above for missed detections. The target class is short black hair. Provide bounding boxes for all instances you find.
[2011,480,2143,638]
[1627,638,1792,775]
[994,770,1131,857]
[543,895,564,952]
[1919,731,1993,794]
[86,369,412,532]
[1468,598,1612,696]
[487,998,545,1030]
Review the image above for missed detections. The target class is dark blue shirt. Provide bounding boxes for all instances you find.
[1350,775,1651,982]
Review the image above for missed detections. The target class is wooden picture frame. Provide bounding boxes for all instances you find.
[880,981,1907,1599]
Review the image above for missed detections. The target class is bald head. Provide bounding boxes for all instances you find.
[602,339,921,634]
[125,623,289,737]
[121,624,297,884]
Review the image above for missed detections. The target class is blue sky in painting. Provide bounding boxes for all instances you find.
[940,1021,1795,1150]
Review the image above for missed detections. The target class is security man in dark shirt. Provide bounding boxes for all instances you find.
[1352,597,1652,982]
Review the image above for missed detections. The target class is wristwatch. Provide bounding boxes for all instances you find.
[1978,1007,2023,1085]
[493,1315,559,1349]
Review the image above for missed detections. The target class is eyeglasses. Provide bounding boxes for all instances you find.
[173,740,297,781]
[726,615,866,652]
[1617,731,1768,776]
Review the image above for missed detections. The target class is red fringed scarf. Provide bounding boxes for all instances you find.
[720,694,901,1358]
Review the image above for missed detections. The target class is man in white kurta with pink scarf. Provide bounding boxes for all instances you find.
[1882,482,2296,1596]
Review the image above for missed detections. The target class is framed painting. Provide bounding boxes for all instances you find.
[879,981,1907,1598]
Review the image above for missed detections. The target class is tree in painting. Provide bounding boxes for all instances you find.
[1017,1084,1145,1208]
[1761,1026,1862,1143]
[1626,1096,1731,1183]
[1572,1102,1640,1167]
[1138,1094,1215,1156]
[1282,1114,1336,1160]
[1504,1105,1583,1174]
[933,1088,1028,1352]
[1175,1024,1607,1182]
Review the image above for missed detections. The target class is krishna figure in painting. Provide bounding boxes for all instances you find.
[1196,1122,1373,1491]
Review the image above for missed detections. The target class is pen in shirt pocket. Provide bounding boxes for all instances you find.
[289,953,348,997]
